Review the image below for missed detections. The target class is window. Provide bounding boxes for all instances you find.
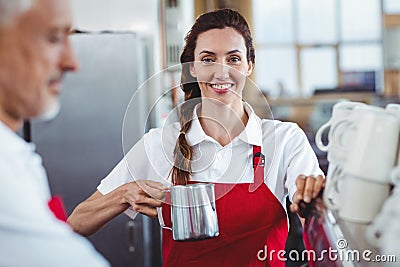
[253,0,383,97]
[255,47,298,97]
[340,0,381,41]
[297,0,337,44]
[301,47,338,95]
[253,0,294,44]
[340,44,382,71]
[384,0,400,14]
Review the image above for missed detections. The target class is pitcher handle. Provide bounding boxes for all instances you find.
[157,206,172,231]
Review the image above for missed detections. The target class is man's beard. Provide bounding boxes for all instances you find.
[33,100,61,122]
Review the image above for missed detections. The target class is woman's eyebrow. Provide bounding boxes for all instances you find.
[226,49,244,55]
[199,50,215,56]
[198,49,244,56]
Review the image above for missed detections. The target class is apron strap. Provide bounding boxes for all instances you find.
[249,145,265,192]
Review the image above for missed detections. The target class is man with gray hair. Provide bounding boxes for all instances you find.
[0,0,109,265]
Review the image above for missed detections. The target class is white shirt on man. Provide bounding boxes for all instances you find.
[98,103,323,219]
[0,121,109,267]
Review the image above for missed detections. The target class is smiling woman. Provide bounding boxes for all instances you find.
[174,8,256,183]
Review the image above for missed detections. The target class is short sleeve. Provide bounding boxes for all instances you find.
[98,127,175,195]
[97,136,146,195]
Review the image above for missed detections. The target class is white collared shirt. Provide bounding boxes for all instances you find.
[0,121,109,267]
[98,103,323,218]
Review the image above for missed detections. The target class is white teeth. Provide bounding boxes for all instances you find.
[210,84,231,90]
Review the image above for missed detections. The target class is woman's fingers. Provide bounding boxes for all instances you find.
[303,176,316,203]
[294,175,306,202]
[290,174,325,215]
[290,176,305,213]
[132,204,158,218]
[313,175,325,198]
[137,180,168,201]
[122,180,167,218]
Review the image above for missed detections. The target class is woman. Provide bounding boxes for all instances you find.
[68,9,324,266]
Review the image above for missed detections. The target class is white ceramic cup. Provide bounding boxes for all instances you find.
[315,101,366,165]
[343,106,400,183]
[386,103,400,116]
[386,103,400,169]
[391,166,400,185]
[335,176,391,223]
[323,164,345,209]
[317,102,366,208]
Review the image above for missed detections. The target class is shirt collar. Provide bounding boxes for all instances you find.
[185,102,263,146]
[237,102,263,146]
[0,120,35,155]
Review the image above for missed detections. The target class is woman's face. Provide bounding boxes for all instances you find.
[190,27,253,107]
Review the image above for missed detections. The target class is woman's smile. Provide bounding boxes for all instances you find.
[208,82,234,94]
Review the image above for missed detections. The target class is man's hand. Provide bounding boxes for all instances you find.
[290,174,325,216]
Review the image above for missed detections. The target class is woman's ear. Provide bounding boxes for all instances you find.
[246,61,253,76]
[189,63,197,78]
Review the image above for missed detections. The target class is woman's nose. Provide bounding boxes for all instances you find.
[214,62,229,80]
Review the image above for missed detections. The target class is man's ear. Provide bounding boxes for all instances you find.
[246,61,253,76]
[190,63,197,78]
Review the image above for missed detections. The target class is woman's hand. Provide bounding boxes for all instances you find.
[121,180,168,218]
[289,174,325,216]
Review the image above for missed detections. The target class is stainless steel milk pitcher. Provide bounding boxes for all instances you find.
[157,183,219,241]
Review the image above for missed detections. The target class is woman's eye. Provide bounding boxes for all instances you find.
[229,56,241,64]
[202,57,214,64]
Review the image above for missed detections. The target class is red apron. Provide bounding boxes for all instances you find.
[161,146,288,267]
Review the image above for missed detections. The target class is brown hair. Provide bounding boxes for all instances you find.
[171,8,255,185]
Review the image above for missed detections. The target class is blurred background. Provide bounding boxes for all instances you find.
[28,1,400,266]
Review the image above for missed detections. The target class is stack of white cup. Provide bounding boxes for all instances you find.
[315,101,366,208]
[316,102,400,224]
